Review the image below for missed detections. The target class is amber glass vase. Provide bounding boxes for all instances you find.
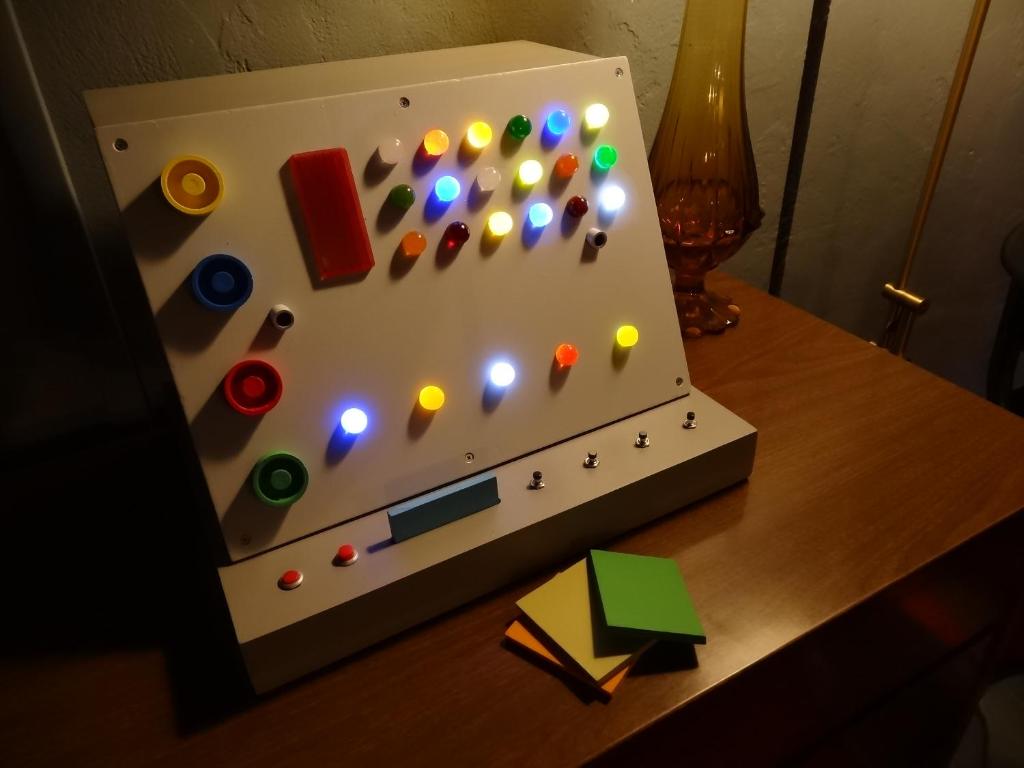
[649,0,763,338]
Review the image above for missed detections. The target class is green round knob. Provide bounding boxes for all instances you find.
[251,452,308,506]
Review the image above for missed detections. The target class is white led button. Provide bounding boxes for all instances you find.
[376,138,402,166]
[476,166,501,193]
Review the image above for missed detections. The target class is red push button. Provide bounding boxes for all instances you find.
[335,544,359,566]
[278,569,303,590]
[288,148,375,282]
[223,360,283,416]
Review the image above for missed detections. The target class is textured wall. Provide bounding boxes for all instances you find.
[11,0,1021,397]
[783,0,1024,392]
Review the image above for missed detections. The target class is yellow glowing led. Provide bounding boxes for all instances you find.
[517,159,543,186]
[615,325,639,348]
[584,103,610,130]
[486,211,513,237]
[418,385,446,411]
[466,121,493,149]
[422,129,450,157]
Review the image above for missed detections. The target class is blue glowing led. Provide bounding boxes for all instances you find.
[434,175,461,203]
[488,361,516,388]
[340,407,369,435]
[528,203,554,228]
[546,109,572,136]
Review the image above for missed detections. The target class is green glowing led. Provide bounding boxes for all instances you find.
[593,144,619,171]
[387,183,416,210]
[506,114,532,141]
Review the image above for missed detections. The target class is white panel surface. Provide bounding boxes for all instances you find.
[89,49,690,561]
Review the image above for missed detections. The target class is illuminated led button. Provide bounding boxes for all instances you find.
[223,359,283,415]
[160,155,224,215]
[252,452,308,507]
[593,144,619,170]
[476,166,501,193]
[528,203,553,228]
[278,569,303,590]
[422,129,450,157]
[190,254,253,311]
[555,343,579,367]
[489,361,516,388]
[400,230,427,258]
[506,114,532,140]
[376,138,402,166]
[554,153,579,179]
[340,407,368,435]
[545,109,572,136]
[434,175,461,203]
[584,103,610,130]
[387,184,416,210]
[616,324,640,348]
[566,195,589,218]
[487,211,514,237]
[466,121,493,149]
[336,544,359,566]
[418,385,445,411]
[599,184,626,213]
[443,221,470,248]
[517,160,543,186]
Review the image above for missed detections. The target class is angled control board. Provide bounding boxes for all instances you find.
[87,41,755,692]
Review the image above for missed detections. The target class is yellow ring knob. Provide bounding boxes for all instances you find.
[161,155,224,215]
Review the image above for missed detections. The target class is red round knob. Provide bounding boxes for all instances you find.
[223,360,283,415]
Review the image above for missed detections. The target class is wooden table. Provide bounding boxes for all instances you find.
[4,274,1024,766]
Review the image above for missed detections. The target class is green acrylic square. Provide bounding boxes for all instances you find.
[589,550,706,643]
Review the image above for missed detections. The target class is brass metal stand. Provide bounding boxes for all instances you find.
[878,0,990,356]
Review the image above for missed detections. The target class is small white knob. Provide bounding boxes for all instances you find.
[586,228,608,249]
[269,304,295,330]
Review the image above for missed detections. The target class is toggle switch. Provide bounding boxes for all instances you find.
[683,411,697,430]
[529,470,545,490]
[583,451,600,469]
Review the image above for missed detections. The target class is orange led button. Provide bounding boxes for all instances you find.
[400,231,427,258]
[161,155,224,215]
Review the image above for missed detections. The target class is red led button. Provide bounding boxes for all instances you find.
[443,221,470,249]
[335,544,359,566]
[223,360,283,416]
[566,196,589,218]
[278,569,303,590]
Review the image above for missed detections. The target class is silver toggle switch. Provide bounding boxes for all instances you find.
[683,411,697,430]
[529,470,545,490]
[635,431,650,448]
[583,451,600,469]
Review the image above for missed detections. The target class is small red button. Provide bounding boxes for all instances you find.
[278,569,303,590]
[336,544,359,566]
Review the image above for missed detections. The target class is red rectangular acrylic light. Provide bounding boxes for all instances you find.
[288,148,375,281]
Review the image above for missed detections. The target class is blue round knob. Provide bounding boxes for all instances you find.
[190,254,253,311]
